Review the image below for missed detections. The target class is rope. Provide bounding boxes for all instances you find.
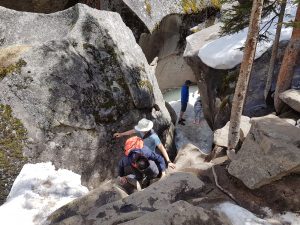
[212,165,239,205]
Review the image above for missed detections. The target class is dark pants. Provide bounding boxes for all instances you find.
[181,102,188,112]
[133,160,159,179]
[129,160,159,188]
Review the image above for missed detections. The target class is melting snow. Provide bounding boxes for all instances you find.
[0,162,88,225]
[198,2,297,69]
[215,202,300,225]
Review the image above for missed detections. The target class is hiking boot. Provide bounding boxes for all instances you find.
[141,177,151,189]
[126,177,142,191]
[178,120,185,125]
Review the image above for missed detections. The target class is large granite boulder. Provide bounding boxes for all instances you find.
[279,89,300,113]
[138,9,219,90]
[46,180,128,224]
[121,200,228,225]
[0,4,172,195]
[0,0,220,91]
[173,143,213,171]
[122,0,219,90]
[0,0,69,13]
[184,24,297,129]
[45,172,205,225]
[213,116,251,147]
[0,0,148,41]
[123,0,215,32]
[228,117,300,189]
[184,23,231,129]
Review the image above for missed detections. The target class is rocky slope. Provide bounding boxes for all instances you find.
[0,4,173,203]
[44,134,300,225]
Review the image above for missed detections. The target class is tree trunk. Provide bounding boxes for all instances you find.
[228,0,264,150]
[274,4,300,113]
[264,0,287,100]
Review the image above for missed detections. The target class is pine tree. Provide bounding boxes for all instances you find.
[227,0,264,152]
[221,0,281,42]
[264,0,287,101]
[274,3,300,113]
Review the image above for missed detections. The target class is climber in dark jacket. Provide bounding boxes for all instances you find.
[118,136,166,188]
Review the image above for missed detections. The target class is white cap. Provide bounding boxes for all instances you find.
[134,118,153,132]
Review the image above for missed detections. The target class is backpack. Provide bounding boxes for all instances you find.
[124,136,144,156]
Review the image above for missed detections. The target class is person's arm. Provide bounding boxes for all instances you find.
[118,157,126,177]
[143,149,166,172]
[157,143,175,169]
[114,129,135,138]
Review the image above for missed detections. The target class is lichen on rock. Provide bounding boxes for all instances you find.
[0,104,27,204]
[181,0,200,14]
[0,59,27,80]
[144,0,152,16]
[139,79,153,93]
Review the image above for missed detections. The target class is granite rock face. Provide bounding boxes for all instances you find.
[46,180,128,225]
[184,23,230,129]
[139,8,219,90]
[279,89,300,113]
[174,143,213,171]
[120,200,227,225]
[123,0,214,32]
[0,4,172,192]
[0,0,69,13]
[126,0,219,90]
[0,0,220,91]
[213,115,251,147]
[228,117,300,189]
[45,172,206,225]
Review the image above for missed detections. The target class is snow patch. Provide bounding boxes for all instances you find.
[198,3,296,69]
[0,162,88,225]
[277,212,300,225]
[215,202,271,225]
[215,202,300,225]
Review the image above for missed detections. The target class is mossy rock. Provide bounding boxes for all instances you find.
[0,104,28,204]
[144,0,152,16]
[0,45,30,67]
[0,59,27,80]
[210,0,221,9]
[219,71,238,97]
[181,0,201,14]
[139,79,153,93]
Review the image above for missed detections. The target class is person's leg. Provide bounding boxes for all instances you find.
[179,103,187,124]
[140,160,159,188]
[143,160,159,178]
[127,168,145,191]
[196,111,201,124]
[125,174,141,191]
[199,110,203,124]
[179,110,184,120]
